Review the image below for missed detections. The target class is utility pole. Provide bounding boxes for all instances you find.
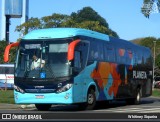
[6,15,10,44]
[1,0,29,42]
[153,40,156,88]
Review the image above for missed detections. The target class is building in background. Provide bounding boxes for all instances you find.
[0,0,29,44]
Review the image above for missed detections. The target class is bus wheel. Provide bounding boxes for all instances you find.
[79,89,96,110]
[87,89,96,109]
[35,104,52,111]
[126,88,141,105]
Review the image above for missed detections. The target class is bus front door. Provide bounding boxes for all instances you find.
[73,41,90,103]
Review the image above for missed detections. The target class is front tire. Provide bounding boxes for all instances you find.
[78,89,96,110]
[35,104,52,111]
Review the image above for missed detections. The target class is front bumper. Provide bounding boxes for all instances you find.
[14,88,73,104]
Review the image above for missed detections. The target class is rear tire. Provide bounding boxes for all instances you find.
[35,104,52,111]
[134,88,141,105]
[126,88,141,105]
[78,89,96,110]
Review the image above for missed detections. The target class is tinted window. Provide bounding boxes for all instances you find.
[117,48,126,64]
[126,49,133,65]
[89,39,104,61]
[104,44,115,62]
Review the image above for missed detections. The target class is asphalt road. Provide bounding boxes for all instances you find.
[0,96,160,121]
[0,96,160,112]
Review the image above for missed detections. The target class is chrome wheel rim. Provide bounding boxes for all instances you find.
[88,94,94,104]
[137,92,140,102]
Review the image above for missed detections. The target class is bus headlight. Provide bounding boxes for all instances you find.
[14,85,25,94]
[57,83,72,93]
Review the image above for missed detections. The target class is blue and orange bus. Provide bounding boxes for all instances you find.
[4,28,153,110]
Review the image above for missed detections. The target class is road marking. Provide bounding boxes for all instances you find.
[94,107,160,113]
[139,110,160,113]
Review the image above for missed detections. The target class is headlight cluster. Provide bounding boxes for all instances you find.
[14,85,25,94]
[57,84,72,93]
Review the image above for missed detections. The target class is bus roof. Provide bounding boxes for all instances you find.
[22,28,150,52]
[109,36,150,51]
[23,28,109,41]
[0,64,14,67]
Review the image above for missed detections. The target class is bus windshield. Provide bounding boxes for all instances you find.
[15,39,72,79]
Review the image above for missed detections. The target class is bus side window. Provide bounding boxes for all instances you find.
[89,40,103,61]
[126,49,133,65]
[104,44,115,62]
[138,53,142,64]
[74,51,81,69]
[144,50,152,67]
[133,52,138,65]
[117,48,126,64]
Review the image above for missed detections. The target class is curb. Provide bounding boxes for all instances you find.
[150,96,160,99]
[0,104,35,109]
[20,104,35,109]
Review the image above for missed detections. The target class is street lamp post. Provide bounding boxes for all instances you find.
[153,40,156,88]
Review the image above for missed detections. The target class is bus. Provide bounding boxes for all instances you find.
[0,64,14,89]
[4,28,153,110]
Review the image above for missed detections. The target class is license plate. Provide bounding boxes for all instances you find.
[35,95,44,99]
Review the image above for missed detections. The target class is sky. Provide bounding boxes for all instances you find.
[0,0,160,42]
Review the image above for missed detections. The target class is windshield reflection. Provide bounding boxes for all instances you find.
[15,39,72,79]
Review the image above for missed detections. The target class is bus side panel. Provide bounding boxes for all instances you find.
[73,61,97,103]
[91,62,122,100]
[142,78,152,97]
[73,61,133,102]
[74,59,152,102]
[129,68,153,98]
[90,62,153,100]
[73,61,126,103]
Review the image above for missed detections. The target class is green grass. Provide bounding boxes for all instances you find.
[152,89,160,97]
[0,89,159,104]
[0,90,15,104]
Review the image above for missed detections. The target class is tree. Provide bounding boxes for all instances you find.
[141,0,160,18]
[15,7,119,38]
[139,37,157,49]
[71,7,109,28]
[70,7,119,38]
[16,17,41,36]
[41,13,70,28]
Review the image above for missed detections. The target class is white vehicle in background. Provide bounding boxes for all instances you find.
[0,64,14,89]
[154,76,160,89]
